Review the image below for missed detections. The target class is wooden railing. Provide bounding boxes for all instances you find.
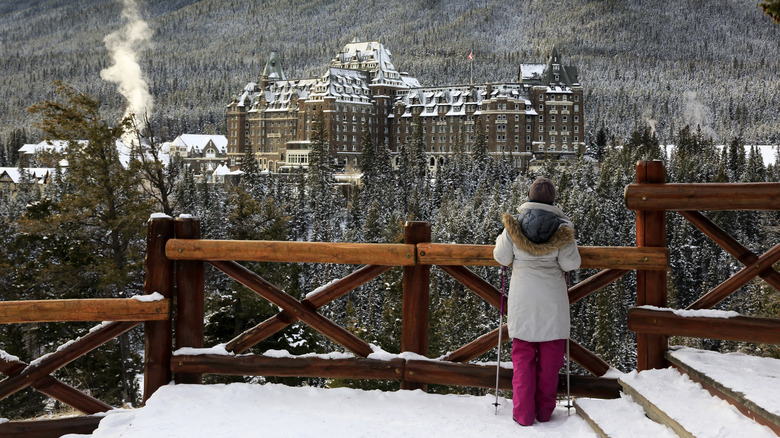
[5,160,778,437]
[625,160,780,369]
[157,218,664,399]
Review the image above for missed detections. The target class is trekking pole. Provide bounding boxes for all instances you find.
[493,266,507,415]
[565,271,572,416]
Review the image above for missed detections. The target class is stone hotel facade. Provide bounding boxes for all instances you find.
[226,38,583,173]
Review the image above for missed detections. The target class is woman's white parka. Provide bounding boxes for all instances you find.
[493,202,581,342]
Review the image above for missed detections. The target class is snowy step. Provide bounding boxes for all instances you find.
[619,368,776,438]
[574,395,677,438]
[666,347,780,435]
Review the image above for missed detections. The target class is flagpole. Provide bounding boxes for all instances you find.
[469,47,473,86]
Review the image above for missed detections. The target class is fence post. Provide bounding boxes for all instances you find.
[143,215,175,403]
[635,160,668,370]
[401,221,431,391]
[175,216,205,385]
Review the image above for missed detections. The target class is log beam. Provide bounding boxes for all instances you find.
[401,221,431,391]
[440,324,508,363]
[687,241,780,310]
[625,182,780,211]
[226,265,393,354]
[569,339,612,377]
[143,215,175,403]
[175,217,204,385]
[634,160,668,371]
[680,211,780,292]
[628,307,780,345]
[209,260,373,357]
[172,354,620,399]
[0,321,139,402]
[167,239,416,266]
[438,265,505,311]
[0,298,169,324]
[0,355,112,414]
[0,415,103,438]
[568,269,631,305]
[172,354,405,381]
[417,244,667,270]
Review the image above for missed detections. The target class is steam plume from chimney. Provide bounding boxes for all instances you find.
[100,0,153,131]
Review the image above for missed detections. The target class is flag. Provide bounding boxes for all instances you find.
[468,51,473,60]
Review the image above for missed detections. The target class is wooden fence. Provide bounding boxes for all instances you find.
[626,160,780,369]
[1,160,778,437]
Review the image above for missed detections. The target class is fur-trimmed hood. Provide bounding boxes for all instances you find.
[502,202,575,256]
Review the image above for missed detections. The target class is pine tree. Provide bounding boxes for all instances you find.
[727,136,746,181]
[24,81,152,407]
[126,113,180,216]
[761,0,780,23]
[306,110,338,241]
[593,126,608,162]
[6,128,26,167]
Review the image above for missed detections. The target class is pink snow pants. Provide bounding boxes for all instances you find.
[511,338,565,426]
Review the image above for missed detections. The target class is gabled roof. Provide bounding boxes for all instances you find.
[171,135,228,154]
[19,140,85,155]
[520,46,579,87]
[0,167,54,184]
[262,51,286,81]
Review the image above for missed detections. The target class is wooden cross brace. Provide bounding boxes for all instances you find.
[222,264,392,354]
[0,321,137,409]
[681,211,780,309]
[209,261,377,357]
[436,264,619,377]
[0,353,112,414]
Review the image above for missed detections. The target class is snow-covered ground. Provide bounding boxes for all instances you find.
[63,383,597,437]
[47,347,777,437]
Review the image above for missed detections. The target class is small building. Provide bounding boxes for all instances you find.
[18,140,78,167]
[0,167,54,197]
[163,134,229,177]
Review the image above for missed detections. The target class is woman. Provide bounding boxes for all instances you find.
[493,177,581,426]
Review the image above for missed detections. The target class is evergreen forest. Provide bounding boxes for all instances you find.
[1,0,780,154]
[1,83,779,418]
[0,0,779,421]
